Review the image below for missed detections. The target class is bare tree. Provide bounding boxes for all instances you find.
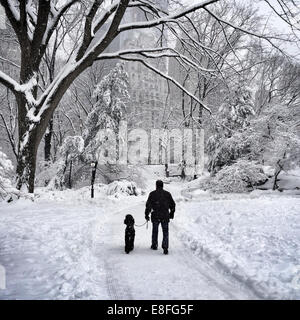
[0,88,18,159]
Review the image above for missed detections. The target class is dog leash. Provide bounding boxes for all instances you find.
[134,221,149,229]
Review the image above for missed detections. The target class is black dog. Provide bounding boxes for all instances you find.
[124,214,135,254]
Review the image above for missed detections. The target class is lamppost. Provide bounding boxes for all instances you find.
[91,161,98,198]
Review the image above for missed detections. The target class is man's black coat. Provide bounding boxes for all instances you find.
[145,188,176,222]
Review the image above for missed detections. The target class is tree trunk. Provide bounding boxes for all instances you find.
[272,155,285,191]
[44,116,53,162]
[16,129,39,193]
[68,160,73,189]
[15,96,55,193]
[272,168,281,191]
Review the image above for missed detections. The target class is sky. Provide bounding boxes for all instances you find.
[183,0,300,57]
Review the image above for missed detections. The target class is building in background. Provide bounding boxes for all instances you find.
[105,1,176,130]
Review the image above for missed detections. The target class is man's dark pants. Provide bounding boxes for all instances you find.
[152,220,169,249]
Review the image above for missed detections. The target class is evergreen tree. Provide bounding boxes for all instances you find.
[207,83,255,173]
[83,63,129,159]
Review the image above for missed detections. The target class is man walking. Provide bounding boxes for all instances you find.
[145,180,176,255]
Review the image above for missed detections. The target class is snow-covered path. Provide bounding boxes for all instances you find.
[0,196,258,300]
[97,201,257,300]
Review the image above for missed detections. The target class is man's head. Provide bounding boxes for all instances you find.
[156,180,164,189]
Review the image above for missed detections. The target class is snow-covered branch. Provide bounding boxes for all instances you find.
[97,47,216,73]
[0,70,21,95]
[0,56,20,69]
[76,0,106,61]
[42,0,79,46]
[0,0,20,23]
[118,0,219,33]
[203,7,293,58]
[97,52,211,113]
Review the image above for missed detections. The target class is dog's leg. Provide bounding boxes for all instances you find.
[125,231,130,254]
[130,231,135,251]
[132,232,135,251]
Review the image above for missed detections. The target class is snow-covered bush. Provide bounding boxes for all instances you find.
[0,150,14,199]
[208,130,255,173]
[106,180,141,197]
[200,160,267,193]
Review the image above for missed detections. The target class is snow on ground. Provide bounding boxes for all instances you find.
[176,189,300,299]
[0,177,300,300]
[0,199,105,299]
[0,185,141,300]
[97,201,256,300]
